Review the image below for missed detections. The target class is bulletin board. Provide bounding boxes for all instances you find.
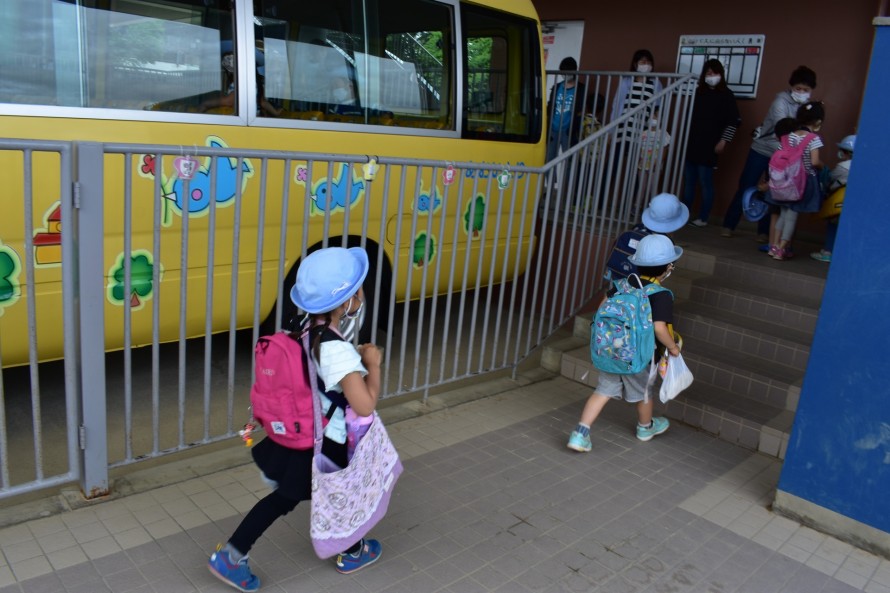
[676,34,765,99]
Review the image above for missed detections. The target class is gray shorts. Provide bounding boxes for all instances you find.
[596,367,655,403]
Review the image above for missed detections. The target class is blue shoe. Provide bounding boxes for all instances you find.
[336,539,382,574]
[208,545,260,592]
[636,417,669,442]
[567,430,592,452]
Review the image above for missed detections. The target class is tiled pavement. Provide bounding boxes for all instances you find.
[1,374,889,593]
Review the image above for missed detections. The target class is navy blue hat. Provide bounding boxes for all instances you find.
[742,187,769,222]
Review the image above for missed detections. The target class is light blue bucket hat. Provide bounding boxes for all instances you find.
[641,193,689,233]
[629,234,683,266]
[289,247,369,314]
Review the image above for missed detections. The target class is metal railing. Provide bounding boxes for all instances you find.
[0,71,696,500]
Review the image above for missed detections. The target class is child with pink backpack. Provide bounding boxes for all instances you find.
[208,247,383,592]
[764,101,826,260]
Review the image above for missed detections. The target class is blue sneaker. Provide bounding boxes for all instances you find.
[567,430,592,452]
[208,545,260,592]
[336,539,382,574]
[636,417,669,442]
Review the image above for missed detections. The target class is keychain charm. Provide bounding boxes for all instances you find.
[443,163,455,185]
[496,168,511,190]
[362,158,379,181]
[239,421,256,447]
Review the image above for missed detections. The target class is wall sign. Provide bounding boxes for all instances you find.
[676,34,765,99]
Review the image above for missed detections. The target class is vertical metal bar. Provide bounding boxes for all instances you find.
[392,166,410,389]
[227,158,245,429]
[249,156,267,382]
[453,172,481,378]
[122,154,134,461]
[22,150,44,480]
[177,170,190,447]
[271,159,292,334]
[422,167,451,390]
[203,156,219,440]
[75,142,109,498]
[438,170,466,386]
[408,165,429,388]
[506,170,540,366]
[151,154,163,454]
[59,144,81,484]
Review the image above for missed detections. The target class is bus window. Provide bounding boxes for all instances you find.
[255,0,454,129]
[0,0,237,113]
[461,4,541,142]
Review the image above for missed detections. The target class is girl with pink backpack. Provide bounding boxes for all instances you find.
[208,247,384,592]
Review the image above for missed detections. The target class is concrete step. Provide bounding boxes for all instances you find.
[711,255,827,302]
[556,343,794,459]
[674,301,812,372]
[687,275,820,335]
[682,338,802,412]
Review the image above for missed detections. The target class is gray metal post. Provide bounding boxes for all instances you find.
[75,142,109,498]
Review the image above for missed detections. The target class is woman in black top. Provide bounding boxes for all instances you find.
[682,59,740,227]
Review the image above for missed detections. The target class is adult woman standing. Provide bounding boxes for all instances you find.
[610,49,664,144]
[683,59,740,227]
[605,50,663,203]
[720,65,817,240]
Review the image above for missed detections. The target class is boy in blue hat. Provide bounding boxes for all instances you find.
[569,234,683,451]
[603,192,688,283]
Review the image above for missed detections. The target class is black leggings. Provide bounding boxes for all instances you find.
[228,489,361,557]
[229,490,299,555]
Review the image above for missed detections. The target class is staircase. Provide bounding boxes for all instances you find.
[541,225,828,459]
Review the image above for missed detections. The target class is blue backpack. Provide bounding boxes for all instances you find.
[590,276,669,375]
[603,226,651,282]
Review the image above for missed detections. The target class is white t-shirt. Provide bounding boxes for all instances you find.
[314,339,367,444]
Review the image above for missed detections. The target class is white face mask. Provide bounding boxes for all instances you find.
[791,91,811,104]
[704,75,721,87]
[636,63,652,74]
[648,118,658,129]
[332,87,350,103]
[339,296,365,343]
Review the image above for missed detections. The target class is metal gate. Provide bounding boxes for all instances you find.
[0,72,695,501]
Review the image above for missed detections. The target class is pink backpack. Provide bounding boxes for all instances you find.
[250,332,316,450]
[768,132,815,202]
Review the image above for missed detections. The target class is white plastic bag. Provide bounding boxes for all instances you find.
[659,353,693,403]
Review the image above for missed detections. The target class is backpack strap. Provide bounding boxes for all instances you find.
[303,332,326,455]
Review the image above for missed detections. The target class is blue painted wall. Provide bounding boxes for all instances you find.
[778,21,890,532]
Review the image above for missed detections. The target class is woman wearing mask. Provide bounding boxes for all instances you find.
[605,50,663,205]
[610,49,663,127]
[683,59,740,226]
[720,65,817,240]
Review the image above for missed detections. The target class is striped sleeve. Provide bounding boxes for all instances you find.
[721,124,737,143]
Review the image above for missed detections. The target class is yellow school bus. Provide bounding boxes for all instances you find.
[0,0,545,367]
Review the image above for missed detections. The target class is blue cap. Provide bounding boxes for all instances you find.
[742,186,769,222]
[289,247,369,314]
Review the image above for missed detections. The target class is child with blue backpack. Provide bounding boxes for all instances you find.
[568,234,683,452]
[208,247,383,592]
